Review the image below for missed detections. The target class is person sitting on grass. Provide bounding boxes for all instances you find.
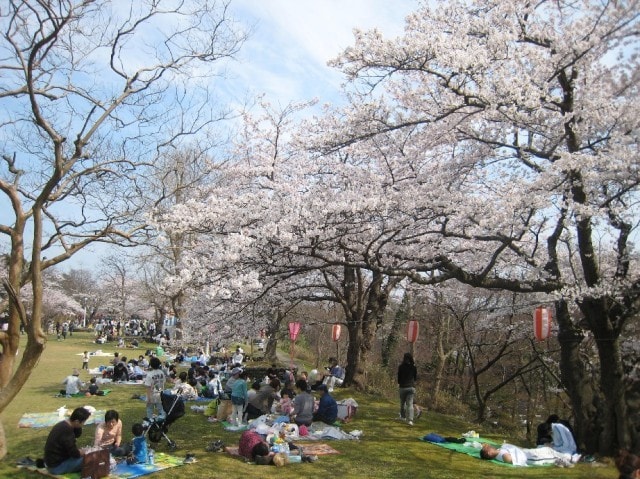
[43,407,92,475]
[322,357,345,392]
[312,384,338,425]
[94,409,127,456]
[61,368,84,396]
[87,377,101,396]
[127,423,148,465]
[291,379,314,427]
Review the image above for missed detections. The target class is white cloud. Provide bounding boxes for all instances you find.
[226,0,419,105]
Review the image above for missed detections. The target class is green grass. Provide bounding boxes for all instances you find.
[0,332,618,479]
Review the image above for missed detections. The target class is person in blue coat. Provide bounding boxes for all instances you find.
[313,384,338,424]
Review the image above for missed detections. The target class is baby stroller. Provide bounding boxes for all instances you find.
[144,391,185,450]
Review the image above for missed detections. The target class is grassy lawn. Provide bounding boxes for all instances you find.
[0,332,618,479]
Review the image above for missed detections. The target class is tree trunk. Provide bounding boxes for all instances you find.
[0,418,5,459]
[344,319,364,387]
[264,309,284,363]
[340,267,397,389]
[382,292,408,368]
[582,298,632,455]
[555,300,599,454]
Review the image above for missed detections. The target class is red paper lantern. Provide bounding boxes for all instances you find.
[332,324,342,342]
[406,320,419,343]
[534,307,552,340]
[288,322,301,341]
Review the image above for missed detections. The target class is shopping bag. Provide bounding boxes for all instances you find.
[81,448,110,479]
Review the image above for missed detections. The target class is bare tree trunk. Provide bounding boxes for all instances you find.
[341,267,398,389]
[584,298,632,455]
[264,309,284,363]
[555,300,599,454]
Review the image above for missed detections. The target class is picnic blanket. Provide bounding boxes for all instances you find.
[17,452,187,479]
[247,415,361,441]
[137,393,208,402]
[77,350,113,357]
[421,435,500,460]
[225,442,340,457]
[222,421,250,432]
[420,435,554,467]
[56,390,112,398]
[18,410,106,428]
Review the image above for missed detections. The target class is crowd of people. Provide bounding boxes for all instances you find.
[38,343,635,474]
[43,347,346,473]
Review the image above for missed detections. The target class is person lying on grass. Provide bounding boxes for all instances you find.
[480,443,580,466]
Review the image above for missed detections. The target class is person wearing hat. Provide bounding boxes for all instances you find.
[312,384,338,425]
[61,369,85,396]
[217,367,242,422]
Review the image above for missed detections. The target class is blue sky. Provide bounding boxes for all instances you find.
[63,0,419,271]
[222,0,418,107]
[0,1,418,273]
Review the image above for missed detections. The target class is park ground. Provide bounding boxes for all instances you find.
[0,332,619,479]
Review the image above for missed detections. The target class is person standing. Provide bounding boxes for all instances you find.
[397,352,417,426]
[230,371,249,425]
[81,351,90,370]
[144,356,166,420]
[43,407,92,475]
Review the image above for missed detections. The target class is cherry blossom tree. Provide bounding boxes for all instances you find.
[0,0,244,457]
[156,0,638,454]
[155,101,408,387]
[315,0,640,455]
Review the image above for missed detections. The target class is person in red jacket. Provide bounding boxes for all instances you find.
[238,430,273,465]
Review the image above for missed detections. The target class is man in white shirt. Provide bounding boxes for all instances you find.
[144,357,166,420]
[62,369,84,396]
[480,443,579,466]
[232,347,244,366]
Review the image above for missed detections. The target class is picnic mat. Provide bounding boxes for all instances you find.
[225,442,340,457]
[222,421,250,432]
[420,435,516,466]
[58,390,112,398]
[17,452,187,479]
[18,410,106,428]
[137,394,208,402]
[77,351,113,357]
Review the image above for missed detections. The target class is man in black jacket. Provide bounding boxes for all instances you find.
[44,407,92,474]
